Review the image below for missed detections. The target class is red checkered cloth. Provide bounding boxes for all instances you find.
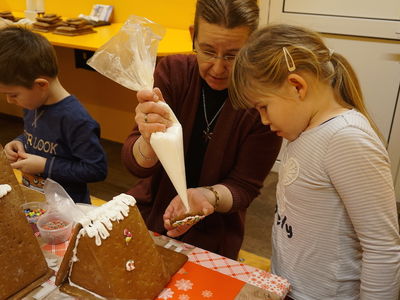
[41,240,69,257]
[188,249,290,298]
[189,249,254,281]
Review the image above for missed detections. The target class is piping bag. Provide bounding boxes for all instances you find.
[87,15,190,213]
[43,179,86,223]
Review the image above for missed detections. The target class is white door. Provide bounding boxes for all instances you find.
[262,0,400,201]
[264,0,400,40]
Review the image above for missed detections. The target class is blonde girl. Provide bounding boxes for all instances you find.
[230,24,400,300]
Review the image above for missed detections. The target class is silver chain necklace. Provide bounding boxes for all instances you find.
[202,88,225,141]
[32,109,45,128]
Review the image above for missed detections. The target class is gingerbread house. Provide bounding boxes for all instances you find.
[55,193,187,299]
[0,144,54,299]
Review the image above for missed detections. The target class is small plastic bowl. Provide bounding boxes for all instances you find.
[37,211,73,245]
[21,201,48,233]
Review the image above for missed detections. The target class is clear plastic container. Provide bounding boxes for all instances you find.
[21,201,48,233]
[37,211,73,245]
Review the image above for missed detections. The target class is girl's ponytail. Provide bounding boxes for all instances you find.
[331,53,383,140]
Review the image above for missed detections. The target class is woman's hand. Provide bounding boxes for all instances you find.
[135,87,173,144]
[163,188,215,237]
[4,140,25,163]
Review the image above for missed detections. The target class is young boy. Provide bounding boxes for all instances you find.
[0,26,107,203]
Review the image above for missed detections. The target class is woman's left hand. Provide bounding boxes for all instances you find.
[163,188,214,237]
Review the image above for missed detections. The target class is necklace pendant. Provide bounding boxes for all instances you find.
[203,128,213,141]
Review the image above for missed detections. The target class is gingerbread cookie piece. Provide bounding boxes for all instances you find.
[0,144,54,299]
[54,18,95,36]
[0,11,15,22]
[171,213,206,227]
[32,14,63,32]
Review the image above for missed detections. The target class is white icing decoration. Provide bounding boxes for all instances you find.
[69,194,137,284]
[0,184,11,198]
[126,260,135,271]
[76,193,136,246]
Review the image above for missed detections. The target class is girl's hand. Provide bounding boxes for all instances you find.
[10,152,46,174]
[163,188,214,237]
[4,140,25,162]
[135,87,173,144]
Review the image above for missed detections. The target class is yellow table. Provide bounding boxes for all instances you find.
[34,23,192,54]
[13,11,193,54]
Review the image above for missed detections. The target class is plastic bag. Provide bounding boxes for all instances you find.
[43,179,85,223]
[87,15,165,91]
[88,15,189,212]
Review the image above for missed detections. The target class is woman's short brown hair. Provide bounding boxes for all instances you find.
[193,0,259,38]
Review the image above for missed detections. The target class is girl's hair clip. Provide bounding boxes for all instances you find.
[328,48,335,59]
[282,47,296,72]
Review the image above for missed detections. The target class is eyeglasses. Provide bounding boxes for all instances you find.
[192,34,237,63]
[193,47,237,63]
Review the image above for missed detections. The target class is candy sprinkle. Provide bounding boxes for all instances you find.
[42,219,68,230]
[24,208,47,223]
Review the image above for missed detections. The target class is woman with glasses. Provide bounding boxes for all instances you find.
[121,0,282,260]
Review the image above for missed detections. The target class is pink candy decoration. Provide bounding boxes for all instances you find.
[123,228,133,245]
[123,228,132,237]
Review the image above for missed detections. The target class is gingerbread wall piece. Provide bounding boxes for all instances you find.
[0,144,53,299]
[56,194,187,300]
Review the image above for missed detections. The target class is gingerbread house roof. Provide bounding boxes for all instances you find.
[56,194,187,299]
[0,144,53,299]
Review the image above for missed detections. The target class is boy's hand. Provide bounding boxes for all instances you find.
[4,140,25,162]
[11,152,46,174]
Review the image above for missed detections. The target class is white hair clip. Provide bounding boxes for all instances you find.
[328,48,335,59]
[282,47,296,72]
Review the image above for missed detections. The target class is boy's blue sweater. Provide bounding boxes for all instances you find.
[17,95,107,203]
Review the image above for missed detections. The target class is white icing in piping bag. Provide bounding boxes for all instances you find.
[150,102,190,213]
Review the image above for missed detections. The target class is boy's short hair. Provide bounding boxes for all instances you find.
[0,26,58,88]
